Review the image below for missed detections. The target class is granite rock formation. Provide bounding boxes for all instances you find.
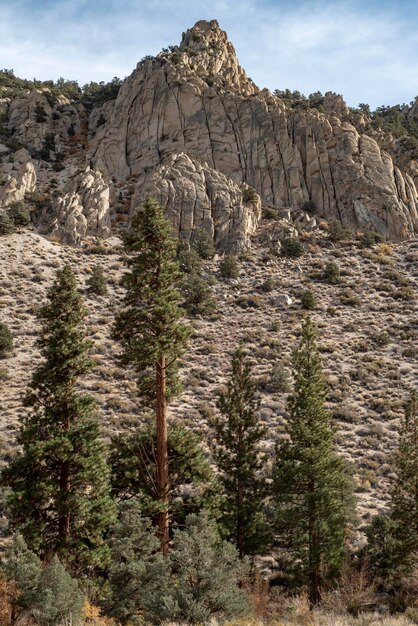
[89,19,418,242]
[42,167,111,245]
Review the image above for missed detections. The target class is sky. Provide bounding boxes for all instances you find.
[1,0,417,109]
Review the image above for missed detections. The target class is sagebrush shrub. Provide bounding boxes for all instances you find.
[281,237,304,258]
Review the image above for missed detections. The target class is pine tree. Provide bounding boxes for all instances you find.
[113,198,189,554]
[1,534,42,615]
[212,347,268,557]
[154,512,250,625]
[106,501,170,625]
[3,265,115,572]
[87,264,107,296]
[110,421,212,527]
[391,389,418,573]
[272,317,354,606]
[34,555,84,626]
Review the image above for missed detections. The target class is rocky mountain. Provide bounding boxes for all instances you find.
[1,19,417,247]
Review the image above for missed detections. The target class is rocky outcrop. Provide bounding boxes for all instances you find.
[323,92,350,118]
[42,168,111,244]
[0,148,36,206]
[89,19,418,241]
[6,90,84,151]
[133,153,261,252]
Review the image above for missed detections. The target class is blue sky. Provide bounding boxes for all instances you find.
[1,0,417,108]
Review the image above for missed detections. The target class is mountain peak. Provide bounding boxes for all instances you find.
[177,19,258,95]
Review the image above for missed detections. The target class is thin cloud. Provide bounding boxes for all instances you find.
[0,0,417,107]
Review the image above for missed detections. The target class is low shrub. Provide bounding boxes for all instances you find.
[181,271,216,315]
[0,213,14,236]
[87,265,108,295]
[301,199,316,214]
[340,290,361,307]
[261,277,276,292]
[329,220,352,242]
[322,262,340,284]
[374,331,390,347]
[281,237,304,258]
[191,229,216,260]
[360,230,384,248]
[268,363,291,393]
[178,248,203,274]
[0,323,13,357]
[301,290,316,310]
[220,256,240,279]
[242,186,259,205]
[8,201,30,226]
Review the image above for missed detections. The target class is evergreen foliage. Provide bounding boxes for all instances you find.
[177,247,203,274]
[3,265,115,572]
[268,362,292,393]
[110,422,212,525]
[0,323,13,357]
[87,265,108,296]
[106,501,169,625]
[114,198,189,404]
[190,228,216,260]
[1,534,42,611]
[212,348,268,556]
[8,201,30,227]
[242,186,259,205]
[113,197,189,553]
[261,276,276,292]
[181,270,216,316]
[0,212,14,236]
[391,390,418,573]
[301,290,316,310]
[34,555,84,626]
[1,537,83,626]
[219,255,240,279]
[272,318,355,605]
[363,514,400,590]
[155,513,250,625]
[360,230,384,248]
[322,262,341,284]
[329,220,352,242]
[301,200,317,214]
[281,237,304,258]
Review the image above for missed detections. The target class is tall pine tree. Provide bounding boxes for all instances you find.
[212,347,268,557]
[113,198,189,554]
[3,265,115,572]
[272,317,354,606]
[391,389,418,573]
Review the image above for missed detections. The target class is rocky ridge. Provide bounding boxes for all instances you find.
[1,19,417,248]
[89,19,418,242]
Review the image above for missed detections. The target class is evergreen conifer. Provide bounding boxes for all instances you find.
[3,265,115,572]
[272,318,355,606]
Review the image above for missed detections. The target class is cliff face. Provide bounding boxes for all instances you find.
[1,19,417,247]
[89,19,418,242]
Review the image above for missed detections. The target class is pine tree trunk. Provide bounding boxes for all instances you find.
[156,354,169,555]
[308,480,321,608]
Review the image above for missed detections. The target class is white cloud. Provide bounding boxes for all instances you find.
[0,0,417,107]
